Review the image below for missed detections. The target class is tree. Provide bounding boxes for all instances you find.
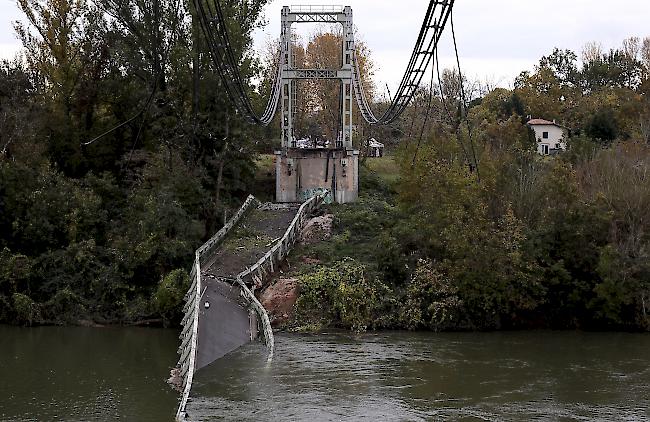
[578,143,650,329]
[581,49,644,92]
[539,48,579,88]
[582,41,603,65]
[15,0,109,175]
[586,107,619,143]
[642,37,650,72]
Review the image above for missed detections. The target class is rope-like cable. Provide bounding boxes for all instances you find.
[450,10,480,180]
[352,0,455,125]
[412,48,437,165]
[435,47,471,165]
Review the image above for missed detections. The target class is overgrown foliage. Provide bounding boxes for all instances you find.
[0,0,270,325]
[292,36,650,332]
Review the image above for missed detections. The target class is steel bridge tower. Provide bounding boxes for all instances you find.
[275,5,359,204]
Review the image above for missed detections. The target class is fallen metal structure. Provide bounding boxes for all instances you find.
[175,192,327,421]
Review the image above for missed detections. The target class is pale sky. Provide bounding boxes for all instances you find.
[2,0,649,93]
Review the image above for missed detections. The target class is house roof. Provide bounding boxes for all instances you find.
[527,118,557,126]
[368,138,384,148]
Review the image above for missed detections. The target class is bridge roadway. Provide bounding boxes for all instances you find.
[195,204,299,370]
[176,194,326,421]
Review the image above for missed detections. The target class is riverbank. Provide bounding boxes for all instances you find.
[257,151,650,333]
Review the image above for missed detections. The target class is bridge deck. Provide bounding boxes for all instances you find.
[194,204,300,372]
[202,205,300,279]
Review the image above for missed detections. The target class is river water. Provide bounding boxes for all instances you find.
[1,327,649,421]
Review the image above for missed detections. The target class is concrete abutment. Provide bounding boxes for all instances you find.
[275,148,359,204]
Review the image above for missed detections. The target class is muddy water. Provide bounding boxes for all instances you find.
[2,327,649,421]
[0,326,178,422]
[188,331,650,421]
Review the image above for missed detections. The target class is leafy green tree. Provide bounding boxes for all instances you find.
[586,107,619,143]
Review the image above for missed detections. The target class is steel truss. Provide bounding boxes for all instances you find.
[280,6,354,149]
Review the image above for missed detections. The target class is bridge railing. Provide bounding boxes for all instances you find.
[176,195,259,421]
[197,195,259,267]
[238,191,328,287]
[175,191,327,421]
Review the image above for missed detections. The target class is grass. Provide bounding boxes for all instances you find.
[362,156,401,186]
[285,153,402,281]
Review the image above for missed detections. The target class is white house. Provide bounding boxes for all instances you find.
[365,138,384,157]
[527,119,568,156]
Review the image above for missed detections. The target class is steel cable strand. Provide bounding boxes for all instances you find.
[81,0,186,147]
[195,0,283,125]
[434,47,471,165]
[391,0,454,121]
[194,0,247,117]
[450,9,480,180]
[386,1,437,118]
[382,0,448,122]
[206,0,257,119]
[210,0,259,118]
[412,46,438,165]
[351,0,455,125]
[211,0,283,124]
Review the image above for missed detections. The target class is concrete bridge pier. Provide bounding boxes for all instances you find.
[275,148,359,204]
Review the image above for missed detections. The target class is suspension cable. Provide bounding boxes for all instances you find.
[352,0,455,125]
[450,10,480,180]
[435,47,471,166]
[195,0,455,129]
[412,46,438,165]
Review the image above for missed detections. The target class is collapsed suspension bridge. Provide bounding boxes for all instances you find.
[174,1,456,420]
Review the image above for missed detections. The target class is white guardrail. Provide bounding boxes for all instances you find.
[175,195,258,421]
[174,192,327,421]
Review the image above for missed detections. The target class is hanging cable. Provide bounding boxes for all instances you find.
[81,79,158,147]
[196,0,454,127]
[435,47,471,166]
[81,0,184,147]
[412,47,438,165]
[352,0,455,125]
[193,0,283,125]
[450,9,480,181]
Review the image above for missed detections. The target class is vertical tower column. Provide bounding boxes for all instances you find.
[341,6,354,150]
[280,6,295,148]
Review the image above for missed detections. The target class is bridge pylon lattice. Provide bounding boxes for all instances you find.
[276,5,359,204]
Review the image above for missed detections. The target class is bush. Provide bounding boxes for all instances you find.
[294,259,390,332]
[12,293,40,326]
[153,269,190,326]
[42,288,86,323]
[400,259,465,331]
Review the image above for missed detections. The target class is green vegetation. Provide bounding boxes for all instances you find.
[0,0,271,325]
[1,1,649,335]
[291,39,650,332]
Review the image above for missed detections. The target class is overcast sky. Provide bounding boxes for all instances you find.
[2,0,649,93]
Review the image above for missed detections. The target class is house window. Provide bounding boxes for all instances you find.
[542,144,549,155]
[543,131,549,139]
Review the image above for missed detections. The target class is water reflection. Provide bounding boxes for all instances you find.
[0,326,178,422]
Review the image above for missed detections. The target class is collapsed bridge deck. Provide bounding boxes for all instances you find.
[175,194,326,421]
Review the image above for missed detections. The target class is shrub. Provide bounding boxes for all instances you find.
[294,259,390,332]
[153,269,190,326]
[12,293,40,326]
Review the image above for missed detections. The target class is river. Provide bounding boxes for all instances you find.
[1,327,649,421]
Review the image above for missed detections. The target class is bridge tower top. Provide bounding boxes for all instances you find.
[279,5,354,150]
